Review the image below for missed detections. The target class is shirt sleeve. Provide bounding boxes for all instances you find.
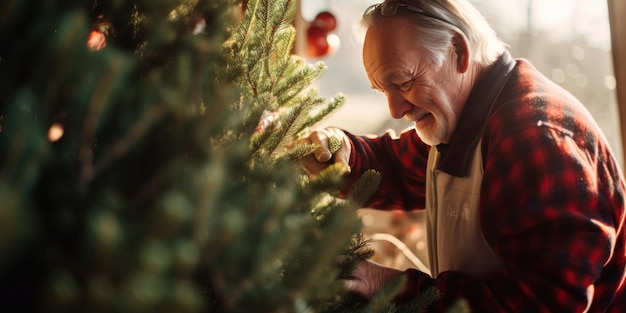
[341,128,430,212]
[393,123,621,312]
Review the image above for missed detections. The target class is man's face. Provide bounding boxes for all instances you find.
[362,15,465,146]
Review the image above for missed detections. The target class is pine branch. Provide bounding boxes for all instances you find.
[362,274,406,313]
[346,169,382,208]
[301,94,346,130]
[274,60,327,106]
[400,287,443,313]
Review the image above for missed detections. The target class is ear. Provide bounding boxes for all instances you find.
[451,31,470,73]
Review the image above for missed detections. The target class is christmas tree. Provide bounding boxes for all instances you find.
[0,0,455,312]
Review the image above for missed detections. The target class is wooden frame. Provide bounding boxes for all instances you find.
[608,0,626,166]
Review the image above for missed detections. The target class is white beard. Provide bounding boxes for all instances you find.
[414,117,448,146]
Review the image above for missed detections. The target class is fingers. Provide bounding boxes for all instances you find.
[344,279,365,296]
[299,153,328,176]
[333,133,352,174]
[312,128,350,164]
[308,130,333,162]
[342,260,372,298]
[299,128,351,177]
[342,260,403,300]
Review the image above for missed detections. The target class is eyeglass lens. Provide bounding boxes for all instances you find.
[381,1,399,16]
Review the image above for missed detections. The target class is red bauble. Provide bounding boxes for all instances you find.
[313,11,337,32]
[87,29,106,51]
[306,25,330,57]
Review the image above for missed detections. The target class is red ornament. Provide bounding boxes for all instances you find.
[87,29,106,51]
[313,11,337,32]
[306,25,330,58]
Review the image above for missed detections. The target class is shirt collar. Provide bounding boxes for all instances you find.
[435,51,516,177]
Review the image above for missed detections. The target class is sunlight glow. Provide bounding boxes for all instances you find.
[48,123,64,142]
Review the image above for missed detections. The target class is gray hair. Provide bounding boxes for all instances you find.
[360,0,506,68]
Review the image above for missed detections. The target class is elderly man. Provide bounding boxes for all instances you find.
[300,0,626,311]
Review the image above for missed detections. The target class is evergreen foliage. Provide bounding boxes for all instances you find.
[0,0,459,312]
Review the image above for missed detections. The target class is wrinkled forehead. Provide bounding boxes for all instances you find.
[362,15,418,64]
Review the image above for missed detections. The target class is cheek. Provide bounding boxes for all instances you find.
[424,91,458,131]
[441,103,463,136]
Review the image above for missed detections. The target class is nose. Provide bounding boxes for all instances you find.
[386,91,412,119]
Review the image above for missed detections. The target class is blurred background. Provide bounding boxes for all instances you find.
[298,0,620,272]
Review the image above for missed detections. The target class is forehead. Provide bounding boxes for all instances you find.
[364,15,414,55]
[363,16,426,77]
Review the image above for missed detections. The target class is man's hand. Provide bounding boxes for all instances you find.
[344,259,403,299]
[298,127,351,177]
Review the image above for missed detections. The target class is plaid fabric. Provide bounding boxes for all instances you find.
[341,57,626,312]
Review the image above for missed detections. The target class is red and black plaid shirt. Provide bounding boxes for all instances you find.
[342,52,626,312]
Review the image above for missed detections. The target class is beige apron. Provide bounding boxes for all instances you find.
[425,139,503,277]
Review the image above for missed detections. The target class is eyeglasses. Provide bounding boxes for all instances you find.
[363,0,458,29]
